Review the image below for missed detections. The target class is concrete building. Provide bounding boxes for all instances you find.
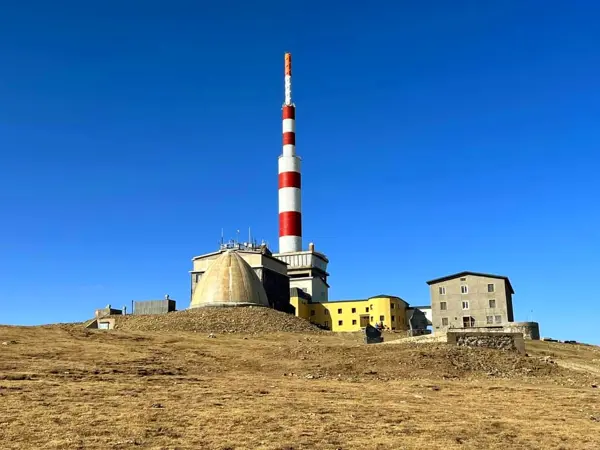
[290,289,432,333]
[191,241,291,312]
[190,250,270,308]
[273,242,329,303]
[427,271,515,331]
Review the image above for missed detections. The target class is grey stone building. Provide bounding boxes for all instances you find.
[426,271,515,331]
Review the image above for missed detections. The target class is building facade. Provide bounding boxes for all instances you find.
[291,290,431,333]
[274,242,329,303]
[427,271,515,331]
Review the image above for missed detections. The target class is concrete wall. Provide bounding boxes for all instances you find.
[133,300,176,315]
[429,274,514,331]
[260,268,291,313]
[441,322,540,340]
[447,331,525,354]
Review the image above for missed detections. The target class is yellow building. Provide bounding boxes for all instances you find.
[291,288,410,332]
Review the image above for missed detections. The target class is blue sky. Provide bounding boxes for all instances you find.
[1,1,598,344]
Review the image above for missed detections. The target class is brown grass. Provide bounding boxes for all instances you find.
[0,325,599,449]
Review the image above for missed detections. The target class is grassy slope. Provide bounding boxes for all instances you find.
[0,325,598,450]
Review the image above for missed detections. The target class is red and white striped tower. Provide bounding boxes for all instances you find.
[278,52,302,253]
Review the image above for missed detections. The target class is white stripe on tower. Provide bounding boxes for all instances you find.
[278,52,302,253]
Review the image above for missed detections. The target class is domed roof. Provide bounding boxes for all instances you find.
[190,250,270,308]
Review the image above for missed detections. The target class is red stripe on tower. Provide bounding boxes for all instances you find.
[278,52,302,253]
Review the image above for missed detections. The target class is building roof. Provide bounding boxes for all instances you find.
[189,250,270,308]
[309,295,409,305]
[192,248,287,266]
[426,271,514,294]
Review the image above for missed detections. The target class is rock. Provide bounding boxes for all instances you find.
[592,384,597,389]
[150,403,164,408]
[431,386,441,391]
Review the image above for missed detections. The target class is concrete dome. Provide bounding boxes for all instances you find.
[189,250,270,308]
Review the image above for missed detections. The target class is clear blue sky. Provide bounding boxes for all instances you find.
[1,1,598,344]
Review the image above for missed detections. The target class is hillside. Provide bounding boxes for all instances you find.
[0,323,599,449]
[103,307,325,334]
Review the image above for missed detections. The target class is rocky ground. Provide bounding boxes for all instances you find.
[105,307,325,334]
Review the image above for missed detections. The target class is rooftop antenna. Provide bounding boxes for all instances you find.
[248,227,252,247]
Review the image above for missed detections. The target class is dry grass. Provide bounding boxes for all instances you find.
[0,324,599,450]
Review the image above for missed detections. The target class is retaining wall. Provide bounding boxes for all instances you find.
[447,331,525,354]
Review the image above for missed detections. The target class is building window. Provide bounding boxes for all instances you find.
[391,304,394,309]
[391,316,395,322]
[352,319,357,325]
[462,301,469,310]
[352,308,356,313]
[461,285,468,294]
[365,307,369,313]
[462,316,475,327]
[460,277,466,281]
[488,283,495,293]
[379,315,384,322]
[370,316,373,322]
[489,299,496,308]
[310,310,315,316]
[495,315,502,324]
[338,320,343,326]
[486,316,493,324]
[439,286,446,295]
[441,318,449,326]
[337,308,342,314]
[440,301,447,310]
[370,304,373,310]
[325,310,329,315]
[324,321,329,328]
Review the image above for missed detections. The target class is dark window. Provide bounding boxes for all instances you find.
[489,299,496,308]
[379,315,384,322]
[352,319,357,325]
[310,310,315,316]
[365,307,369,313]
[486,316,493,324]
[439,286,446,295]
[391,316,395,321]
[488,283,495,293]
[352,308,356,313]
[461,285,468,294]
[324,309,329,315]
[442,318,449,326]
[337,308,342,314]
[462,316,475,327]
[338,320,343,326]
[440,301,447,310]
[391,304,394,309]
[495,315,502,324]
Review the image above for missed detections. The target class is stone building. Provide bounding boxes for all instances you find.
[427,271,515,331]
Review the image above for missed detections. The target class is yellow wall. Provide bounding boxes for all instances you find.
[291,294,409,332]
